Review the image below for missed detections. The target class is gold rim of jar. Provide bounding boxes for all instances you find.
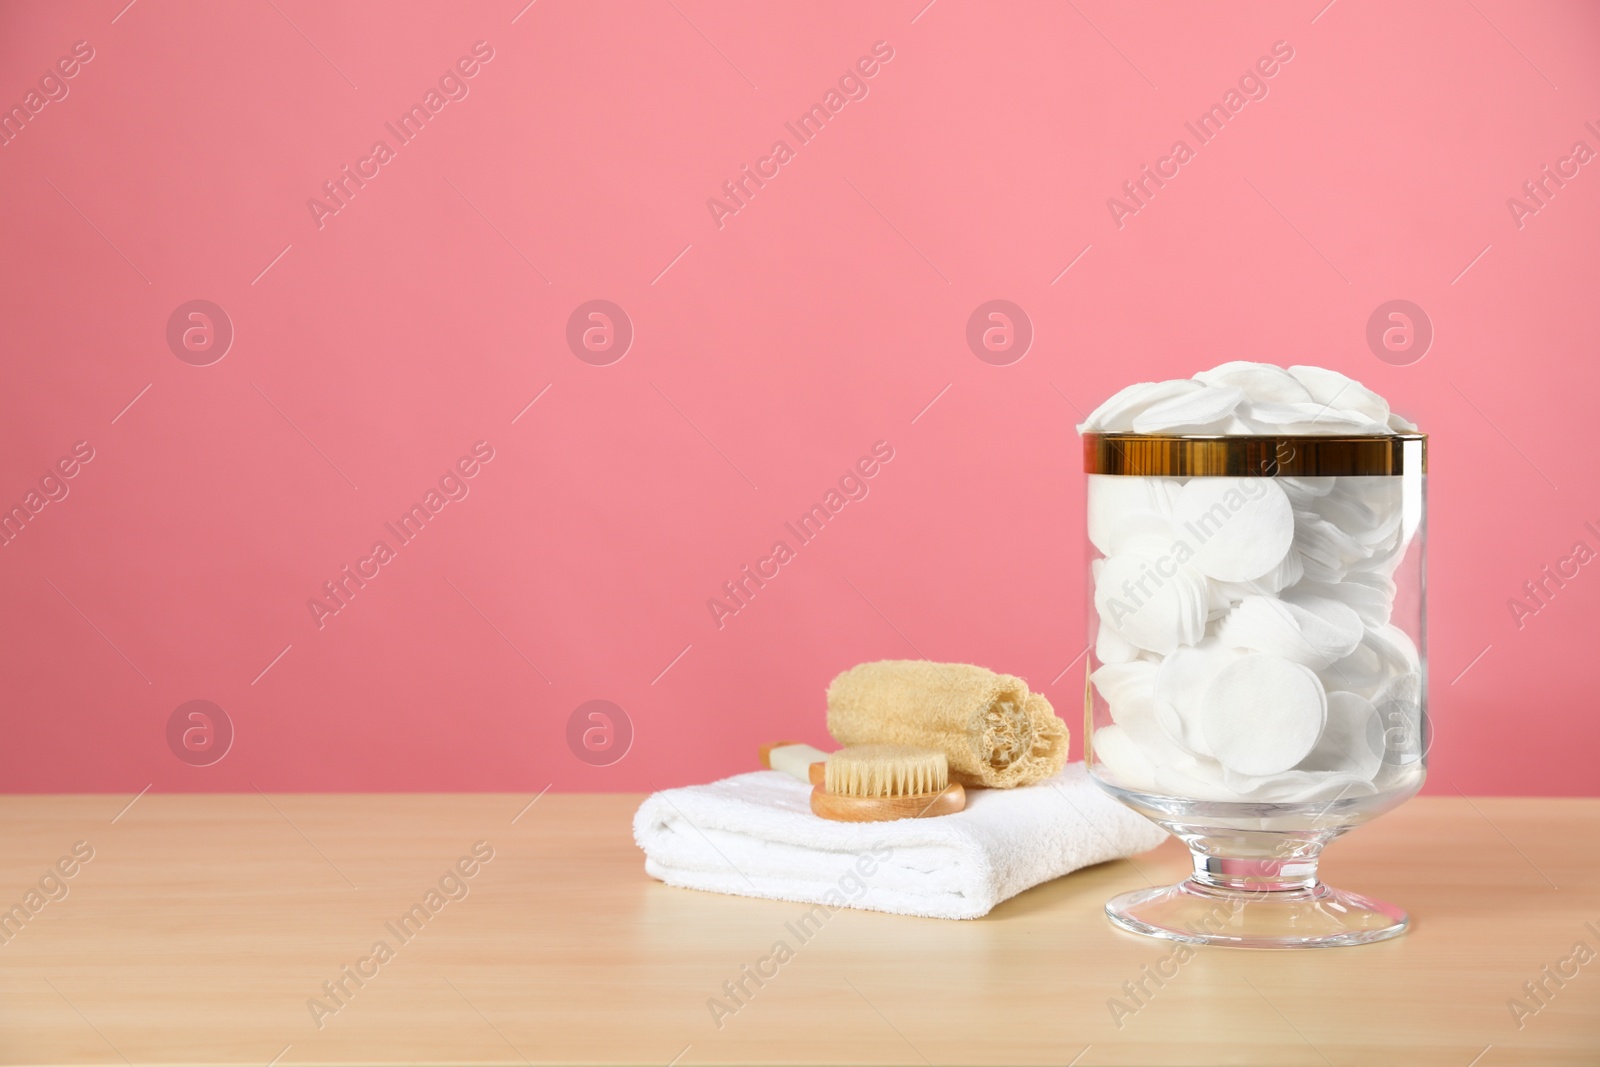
[1082,432,1427,477]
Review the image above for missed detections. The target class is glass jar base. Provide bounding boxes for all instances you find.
[1105,879,1409,949]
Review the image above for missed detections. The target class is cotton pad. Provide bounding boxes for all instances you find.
[1225,769,1379,804]
[1204,583,1233,622]
[1131,386,1246,434]
[1094,551,1208,654]
[1367,623,1421,674]
[1240,401,1390,435]
[1318,622,1419,697]
[1298,691,1383,778]
[1288,366,1391,424]
[1294,578,1395,627]
[1216,595,1360,669]
[1092,725,1158,791]
[1153,637,1243,712]
[1349,539,1407,581]
[1296,772,1380,803]
[1193,361,1314,404]
[1084,360,1417,438]
[1319,639,1388,695]
[1154,756,1233,801]
[1078,379,1203,433]
[1091,662,1215,782]
[1098,513,1184,560]
[1376,669,1423,715]
[1174,478,1294,582]
[1154,638,1245,757]
[1091,660,1159,711]
[1087,475,1181,556]
[1280,591,1365,659]
[1218,545,1305,597]
[1314,480,1404,549]
[1277,476,1337,509]
[1102,683,1197,772]
[1292,508,1372,583]
[1199,654,1328,776]
[1095,620,1140,665]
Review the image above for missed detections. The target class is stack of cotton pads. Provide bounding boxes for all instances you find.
[1080,361,1419,436]
[1082,362,1423,805]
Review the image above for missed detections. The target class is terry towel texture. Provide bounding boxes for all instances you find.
[633,762,1166,920]
[827,660,1069,788]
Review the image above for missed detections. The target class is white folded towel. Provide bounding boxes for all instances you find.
[633,762,1168,920]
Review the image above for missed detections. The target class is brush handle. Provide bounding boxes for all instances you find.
[760,742,829,785]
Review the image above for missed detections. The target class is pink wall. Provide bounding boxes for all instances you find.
[1,1,1595,796]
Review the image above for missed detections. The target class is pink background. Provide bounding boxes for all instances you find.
[1,1,1595,796]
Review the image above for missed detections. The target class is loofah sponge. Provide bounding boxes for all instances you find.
[825,660,1069,788]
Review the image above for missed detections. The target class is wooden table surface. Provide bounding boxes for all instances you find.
[0,792,1595,1066]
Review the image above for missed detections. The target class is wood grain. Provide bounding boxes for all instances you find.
[810,782,965,821]
[0,793,1594,1065]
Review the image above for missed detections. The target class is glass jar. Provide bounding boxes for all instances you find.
[1083,432,1426,948]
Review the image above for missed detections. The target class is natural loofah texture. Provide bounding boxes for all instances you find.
[826,661,1069,788]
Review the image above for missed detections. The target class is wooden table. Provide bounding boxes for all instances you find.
[1,793,1595,1066]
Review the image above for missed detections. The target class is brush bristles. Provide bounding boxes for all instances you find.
[824,745,949,798]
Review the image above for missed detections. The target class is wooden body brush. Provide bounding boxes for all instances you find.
[761,742,965,822]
